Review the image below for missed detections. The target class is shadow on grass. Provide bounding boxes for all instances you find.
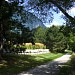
[0,54,40,75]
[0,53,63,75]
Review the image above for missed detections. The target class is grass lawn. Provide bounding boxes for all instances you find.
[0,53,64,75]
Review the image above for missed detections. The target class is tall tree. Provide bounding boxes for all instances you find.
[21,27,34,43]
[33,26,46,43]
[46,25,67,52]
[0,0,23,49]
[66,33,75,52]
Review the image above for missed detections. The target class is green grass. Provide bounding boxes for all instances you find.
[0,53,63,75]
[65,50,72,54]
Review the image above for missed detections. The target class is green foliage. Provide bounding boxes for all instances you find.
[68,33,75,52]
[13,43,46,50]
[59,64,71,75]
[45,25,67,52]
[33,26,46,43]
[0,0,24,48]
[70,53,75,70]
[0,0,75,55]
[59,53,75,75]
[20,27,34,43]
[65,50,72,54]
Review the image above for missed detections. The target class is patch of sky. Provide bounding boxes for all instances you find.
[45,7,75,27]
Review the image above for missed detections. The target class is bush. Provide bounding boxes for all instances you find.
[13,43,46,50]
[59,65,71,75]
[70,53,75,70]
[34,43,46,49]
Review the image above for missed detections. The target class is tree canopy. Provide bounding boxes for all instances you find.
[25,0,75,27]
[33,26,46,43]
[45,25,67,52]
[0,0,24,48]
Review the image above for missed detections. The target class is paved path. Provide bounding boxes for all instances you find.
[17,54,71,75]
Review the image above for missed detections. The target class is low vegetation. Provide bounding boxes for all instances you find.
[21,43,46,49]
[59,61,71,75]
[59,53,75,75]
[0,53,63,75]
[70,53,75,75]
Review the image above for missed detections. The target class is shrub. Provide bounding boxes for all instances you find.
[25,43,32,49]
[35,43,46,49]
[70,53,75,70]
[13,43,46,50]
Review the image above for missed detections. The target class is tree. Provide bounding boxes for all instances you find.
[21,27,34,43]
[26,0,75,28]
[68,33,75,52]
[0,0,24,49]
[33,26,46,43]
[46,25,67,52]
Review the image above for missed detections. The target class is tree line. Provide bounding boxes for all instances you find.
[32,25,75,53]
[1,25,75,53]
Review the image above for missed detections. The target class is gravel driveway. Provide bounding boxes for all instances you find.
[17,54,71,75]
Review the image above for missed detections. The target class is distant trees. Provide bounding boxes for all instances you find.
[32,25,68,53]
[45,25,67,52]
[33,26,46,44]
[21,27,34,44]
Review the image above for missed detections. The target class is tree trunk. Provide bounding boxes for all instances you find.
[49,0,75,26]
[0,22,3,49]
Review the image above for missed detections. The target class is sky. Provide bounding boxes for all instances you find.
[45,7,75,27]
